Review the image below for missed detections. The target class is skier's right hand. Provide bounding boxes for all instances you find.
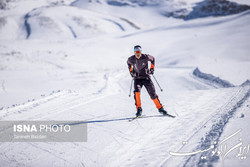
[130,71,135,78]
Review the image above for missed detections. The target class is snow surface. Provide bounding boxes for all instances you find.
[0,0,250,167]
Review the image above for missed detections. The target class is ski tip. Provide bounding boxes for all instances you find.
[165,113,176,118]
[169,115,176,118]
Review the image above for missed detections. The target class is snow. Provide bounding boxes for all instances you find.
[214,96,250,167]
[0,0,250,166]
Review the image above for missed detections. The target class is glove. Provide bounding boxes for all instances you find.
[149,68,154,75]
[130,71,135,77]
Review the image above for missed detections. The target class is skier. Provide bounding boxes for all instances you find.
[127,45,168,117]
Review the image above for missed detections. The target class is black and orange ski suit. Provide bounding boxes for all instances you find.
[127,54,163,110]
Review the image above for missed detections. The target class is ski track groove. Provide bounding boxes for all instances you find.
[0,72,113,120]
[161,85,250,167]
[159,88,238,165]
[107,86,248,167]
[183,85,250,167]
[28,143,72,165]
[0,90,117,121]
[0,90,71,119]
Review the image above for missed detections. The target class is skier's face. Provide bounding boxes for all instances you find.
[135,51,141,59]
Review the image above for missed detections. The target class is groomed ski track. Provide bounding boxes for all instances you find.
[0,67,249,167]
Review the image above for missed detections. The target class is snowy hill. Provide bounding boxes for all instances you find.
[0,0,250,167]
[1,0,250,39]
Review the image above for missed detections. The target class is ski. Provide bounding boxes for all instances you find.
[128,115,145,122]
[164,113,176,118]
[128,113,176,121]
[147,113,176,118]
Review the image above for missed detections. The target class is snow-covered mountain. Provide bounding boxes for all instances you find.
[0,0,250,167]
[184,0,250,20]
[1,0,250,40]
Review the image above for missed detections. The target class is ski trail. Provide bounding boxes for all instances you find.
[161,85,250,167]
[0,68,248,167]
[100,86,250,167]
[183,85,250,167]
[0,72,118,121]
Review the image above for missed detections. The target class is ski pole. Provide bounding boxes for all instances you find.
[129,78,133,97]
[152,74,163,92]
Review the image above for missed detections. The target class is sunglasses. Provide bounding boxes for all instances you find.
[135,51,141,54]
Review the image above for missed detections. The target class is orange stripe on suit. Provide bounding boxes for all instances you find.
[153,98,162,109]
[135,92,141,109]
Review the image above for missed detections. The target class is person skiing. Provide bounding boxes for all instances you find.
[127,45,168,117]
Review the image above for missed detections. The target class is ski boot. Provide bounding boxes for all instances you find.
[136,107,142,117]
[159,107,167,115]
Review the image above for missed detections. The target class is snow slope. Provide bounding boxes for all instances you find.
[0,0,250,167]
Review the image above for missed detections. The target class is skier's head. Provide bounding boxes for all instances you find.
[134,45,142,59]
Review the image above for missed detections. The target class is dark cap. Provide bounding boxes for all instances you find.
[134,45,141,49]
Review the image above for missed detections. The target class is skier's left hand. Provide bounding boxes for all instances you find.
[150,68,154,75]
